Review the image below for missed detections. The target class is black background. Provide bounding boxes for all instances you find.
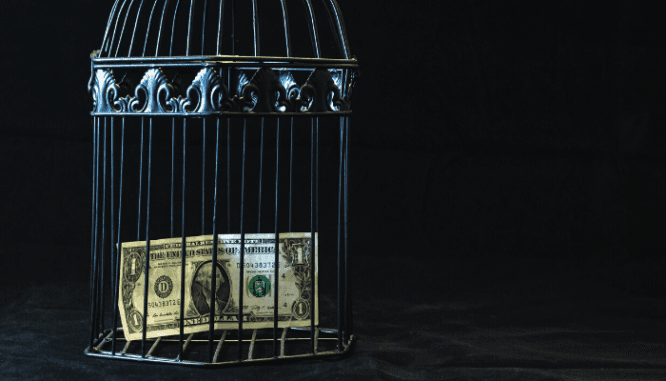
[1,0,666,379]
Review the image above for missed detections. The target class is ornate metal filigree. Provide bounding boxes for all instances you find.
[239,67,290,113]
[179,68,233,113]
[329,69,344,111]
[91,66,351,115]
[345,69,360,110]
[298,69,344,112]
[128,68,179,113]
[92,69,129,113]
[279,71,300,112]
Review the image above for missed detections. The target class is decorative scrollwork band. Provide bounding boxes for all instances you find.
[90,66,355,115]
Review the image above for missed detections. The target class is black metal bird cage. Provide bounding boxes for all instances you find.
[85,0,359,367]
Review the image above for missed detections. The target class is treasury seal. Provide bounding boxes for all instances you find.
[154,275,173,298]
[249,275,271,298]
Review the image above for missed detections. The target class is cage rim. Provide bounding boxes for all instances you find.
[91,52,359,67]
[84,330,356,368]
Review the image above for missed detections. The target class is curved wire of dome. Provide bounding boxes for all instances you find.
[98,0,351,59]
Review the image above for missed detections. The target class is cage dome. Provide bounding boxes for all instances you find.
[90,0,359,117]
[99,0,351,59]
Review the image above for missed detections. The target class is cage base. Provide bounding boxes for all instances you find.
[84,327,355,367]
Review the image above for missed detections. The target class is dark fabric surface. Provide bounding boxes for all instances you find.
[2,1,666,380]
[1,281,665,380]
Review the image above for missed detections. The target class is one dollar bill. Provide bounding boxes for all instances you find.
[118,233,318,342]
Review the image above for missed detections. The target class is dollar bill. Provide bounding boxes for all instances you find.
[118,233,318,342]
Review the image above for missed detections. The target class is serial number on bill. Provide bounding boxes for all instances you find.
[236,262,276,269]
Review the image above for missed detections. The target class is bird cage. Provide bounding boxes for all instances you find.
[85,0,359,367]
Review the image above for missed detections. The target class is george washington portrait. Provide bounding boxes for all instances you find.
[190,261,230,316]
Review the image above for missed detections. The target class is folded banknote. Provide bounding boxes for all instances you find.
[118,233,318,341]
